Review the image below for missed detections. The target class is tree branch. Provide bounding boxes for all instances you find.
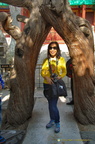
[0,0,32,10]
[0,12,21,40]
[16,15,29,23]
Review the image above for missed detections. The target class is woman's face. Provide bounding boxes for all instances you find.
[49,43,57,58]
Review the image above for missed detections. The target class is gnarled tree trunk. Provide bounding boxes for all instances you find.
[40,3,95,124]
[0,0,95,127]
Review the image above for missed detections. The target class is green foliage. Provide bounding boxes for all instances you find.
[69,0,95,5]
[0,2,8,6]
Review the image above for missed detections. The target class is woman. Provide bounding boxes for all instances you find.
[41,41,67,133]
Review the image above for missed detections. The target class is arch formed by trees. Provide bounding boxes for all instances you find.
[0,0,95,128]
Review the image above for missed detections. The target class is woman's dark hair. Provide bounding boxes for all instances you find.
[47,41,61,59]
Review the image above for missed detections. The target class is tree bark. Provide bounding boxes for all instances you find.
[0,0,31,7]
[0,2,51,127]
[0,0,95,127]
[40,4,95,124]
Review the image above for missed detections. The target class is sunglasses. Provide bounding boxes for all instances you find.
[49,46,57,50]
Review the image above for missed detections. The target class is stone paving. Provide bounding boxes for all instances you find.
[1,130,26,144]
[22,96,83,144]
[1,88,95,144]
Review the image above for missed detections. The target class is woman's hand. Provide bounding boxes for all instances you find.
[57,76,62,80]
[44,76,53,84]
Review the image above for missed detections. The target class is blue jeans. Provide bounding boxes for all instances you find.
[43,83,60,123]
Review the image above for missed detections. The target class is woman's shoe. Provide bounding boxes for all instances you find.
[54,123,60,133]
[46,120,55,128]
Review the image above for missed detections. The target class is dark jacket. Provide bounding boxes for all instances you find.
[66,59,73,78]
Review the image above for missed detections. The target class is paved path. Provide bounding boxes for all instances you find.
[1,88,93,144]
[22,95,83,144]
[1,130,25,144]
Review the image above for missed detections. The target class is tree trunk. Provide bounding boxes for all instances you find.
[1,6,51,127]
[0,0,95,127]
[40,4,95,124]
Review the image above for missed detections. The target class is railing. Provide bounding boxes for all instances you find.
[35,64,43,88]
[0,64,71,89]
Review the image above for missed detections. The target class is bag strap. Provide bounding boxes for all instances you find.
[48,59,52,76]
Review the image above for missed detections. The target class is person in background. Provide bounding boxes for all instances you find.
[66,58,74,105]
[0,75,6,143]
[0,74,4,125]
[41,41,67,133]
[0,75,4,89]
